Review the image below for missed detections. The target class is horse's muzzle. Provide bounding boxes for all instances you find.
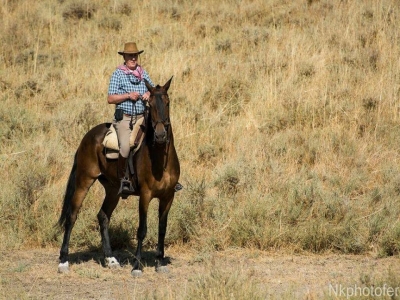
[154,126,167,144]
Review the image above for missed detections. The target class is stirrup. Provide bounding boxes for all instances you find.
[118,179,135,199]
[174,182,183,192]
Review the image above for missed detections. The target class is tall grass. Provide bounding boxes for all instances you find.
[1,0,400,257]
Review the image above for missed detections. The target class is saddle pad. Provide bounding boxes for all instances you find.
[102,116,145,159]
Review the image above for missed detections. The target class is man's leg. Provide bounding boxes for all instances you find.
[114,116,135,196]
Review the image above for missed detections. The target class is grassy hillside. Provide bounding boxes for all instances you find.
[1,0,400,257]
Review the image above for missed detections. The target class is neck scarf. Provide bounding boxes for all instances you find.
[117,64,143,80]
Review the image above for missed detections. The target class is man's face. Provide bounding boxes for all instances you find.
[124,53,139,69]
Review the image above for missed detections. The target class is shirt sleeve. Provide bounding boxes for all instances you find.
[108,70,121,95]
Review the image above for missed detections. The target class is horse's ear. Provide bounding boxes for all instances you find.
[144,79,154,93]
[163,76,173,91]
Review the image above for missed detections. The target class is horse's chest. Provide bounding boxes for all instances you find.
[154,172,171,190]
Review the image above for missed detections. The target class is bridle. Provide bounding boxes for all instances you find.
[148,92,170,145]
[142,77,174,170]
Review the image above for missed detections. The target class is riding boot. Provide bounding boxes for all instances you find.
[117,154,135,196]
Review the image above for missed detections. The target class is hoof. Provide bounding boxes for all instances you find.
[105,257,120,269]
[58,261,69,274]
[131,269,143,277]
[156,266,169,274]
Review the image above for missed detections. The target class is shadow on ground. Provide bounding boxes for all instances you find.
[67,248,172,269]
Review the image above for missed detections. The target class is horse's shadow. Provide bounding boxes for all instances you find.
[64,226,171,269]
[67,249,171,268]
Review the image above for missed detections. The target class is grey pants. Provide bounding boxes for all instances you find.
[113,115,133,158]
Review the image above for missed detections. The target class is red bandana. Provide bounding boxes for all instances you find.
[117,65,143,80]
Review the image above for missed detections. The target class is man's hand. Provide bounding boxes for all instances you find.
[142,91,151,101]
[128,91,140,101]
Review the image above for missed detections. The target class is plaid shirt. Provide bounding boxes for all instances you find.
[108,68,154,115]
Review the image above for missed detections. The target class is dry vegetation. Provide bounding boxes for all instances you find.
[1,0,400,298]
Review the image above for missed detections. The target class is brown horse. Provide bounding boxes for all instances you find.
[57,77,180,276]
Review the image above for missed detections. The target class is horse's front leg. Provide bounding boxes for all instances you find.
[97,187,121,269]
[131,193,151,277]
[155,195,174,273]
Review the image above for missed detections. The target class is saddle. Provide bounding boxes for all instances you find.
[102,115,145,159]
[102,115,146,198]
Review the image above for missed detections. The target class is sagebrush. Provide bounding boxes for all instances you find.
[0,0,399,258]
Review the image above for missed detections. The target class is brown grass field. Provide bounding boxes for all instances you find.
[1,0,400,298]
[1,247,399,299]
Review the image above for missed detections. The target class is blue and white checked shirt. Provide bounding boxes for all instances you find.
[108,68,154,115]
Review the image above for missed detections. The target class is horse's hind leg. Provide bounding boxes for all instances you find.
[58,176,96,273]
[97,181,120,268]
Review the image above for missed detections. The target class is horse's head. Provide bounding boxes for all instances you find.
[144,77,173,145]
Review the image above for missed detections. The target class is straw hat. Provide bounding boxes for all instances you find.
[118,42,144,55]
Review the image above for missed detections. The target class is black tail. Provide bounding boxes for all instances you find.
[57,153,77,229]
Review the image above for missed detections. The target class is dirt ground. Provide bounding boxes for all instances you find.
[0,247,399,300]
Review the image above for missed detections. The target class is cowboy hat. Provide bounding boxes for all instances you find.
[118,42,144,55]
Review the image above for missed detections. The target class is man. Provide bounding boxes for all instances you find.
[107,42,153,195]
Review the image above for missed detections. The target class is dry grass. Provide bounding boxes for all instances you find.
[1,247,399,299]
[1,0,400,264]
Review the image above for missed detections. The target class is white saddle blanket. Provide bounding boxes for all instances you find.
[102,116,145,159]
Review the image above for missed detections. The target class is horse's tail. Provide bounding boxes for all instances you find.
[57,153,77,230]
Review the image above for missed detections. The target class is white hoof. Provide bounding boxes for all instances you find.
[131,269,143,277]
[105,257,120,269]
[58,261,69,273]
